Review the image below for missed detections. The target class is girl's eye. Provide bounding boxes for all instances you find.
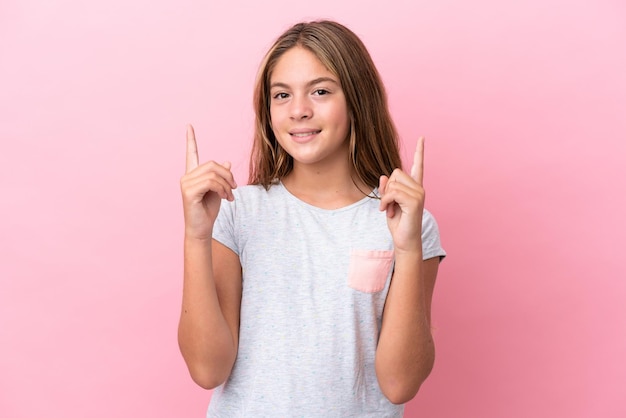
[313,89,329,96]
[273,92,289,100]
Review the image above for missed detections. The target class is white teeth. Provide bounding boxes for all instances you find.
[291,131,319,137]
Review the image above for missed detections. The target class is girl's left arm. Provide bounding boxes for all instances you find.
[375,253,439,404]
[375,137,439,404]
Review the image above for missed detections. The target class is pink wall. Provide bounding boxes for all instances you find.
[1,0,625,416]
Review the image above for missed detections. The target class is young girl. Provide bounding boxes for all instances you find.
[179,20,445,417]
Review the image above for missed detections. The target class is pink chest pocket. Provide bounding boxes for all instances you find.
[347,249,395,293]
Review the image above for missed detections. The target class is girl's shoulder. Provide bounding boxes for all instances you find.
[225,183,286,212]
[421,208,446,260]
[233,182,282,200]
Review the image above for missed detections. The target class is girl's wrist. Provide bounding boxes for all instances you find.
[393,247,423,264]
[184,232,213,245]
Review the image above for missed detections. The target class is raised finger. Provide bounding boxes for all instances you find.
[410,136,425,185]
[186,124,199,173]
[378,175,389,196]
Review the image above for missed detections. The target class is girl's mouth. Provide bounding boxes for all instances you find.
[290,130,321,137]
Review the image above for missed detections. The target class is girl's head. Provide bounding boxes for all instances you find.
[249,20,402,190]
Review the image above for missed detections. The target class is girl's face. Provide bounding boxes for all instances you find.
[269,46,350,170]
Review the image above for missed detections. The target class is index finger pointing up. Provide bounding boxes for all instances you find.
[410,136,425,185]
[186,124,199,173]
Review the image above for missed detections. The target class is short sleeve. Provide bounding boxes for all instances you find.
[212,196,239,256]
[421,209,446,261]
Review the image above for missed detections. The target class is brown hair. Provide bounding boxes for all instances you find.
[248,20,402,191]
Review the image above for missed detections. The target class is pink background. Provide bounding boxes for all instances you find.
[1,0,625,417]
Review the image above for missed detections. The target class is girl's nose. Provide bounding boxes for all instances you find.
[289,96,313,120]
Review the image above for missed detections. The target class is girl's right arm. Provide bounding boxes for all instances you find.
[177,125,242,389]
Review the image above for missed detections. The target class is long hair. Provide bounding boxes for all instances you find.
[248,20,402,191]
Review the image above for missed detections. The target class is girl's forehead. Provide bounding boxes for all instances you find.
[269,47,336,84]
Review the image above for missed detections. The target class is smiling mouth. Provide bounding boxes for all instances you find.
[290,130,321,137]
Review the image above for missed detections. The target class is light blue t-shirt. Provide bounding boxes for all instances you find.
[209,183,446,417]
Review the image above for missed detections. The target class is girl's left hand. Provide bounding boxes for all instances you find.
[379,137,425,254]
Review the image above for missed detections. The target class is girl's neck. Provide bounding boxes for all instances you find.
[281,162,372,210]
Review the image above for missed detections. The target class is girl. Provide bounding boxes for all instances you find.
[179,20,445,417]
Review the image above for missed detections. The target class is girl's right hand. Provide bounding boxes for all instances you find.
[180,124,237,240]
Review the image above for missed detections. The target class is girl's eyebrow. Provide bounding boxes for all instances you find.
[270,77,339,89]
